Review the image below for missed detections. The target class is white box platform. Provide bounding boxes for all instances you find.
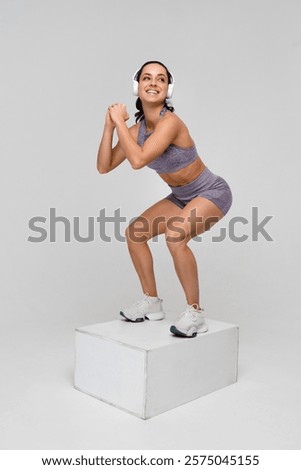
[74,318,239,419]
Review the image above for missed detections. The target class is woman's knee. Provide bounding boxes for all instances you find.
[165,228,189,254]
[125,217,151,245]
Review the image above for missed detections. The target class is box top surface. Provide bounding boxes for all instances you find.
[76,317,238,351]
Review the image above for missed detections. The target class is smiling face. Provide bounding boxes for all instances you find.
[138,63,169,103]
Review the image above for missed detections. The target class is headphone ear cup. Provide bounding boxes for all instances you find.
[133,79,139,96]
[167,83,174,99]
[132,69,140,96]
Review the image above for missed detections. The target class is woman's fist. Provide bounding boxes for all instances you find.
[108,103,129,125]
[105,109,115,129]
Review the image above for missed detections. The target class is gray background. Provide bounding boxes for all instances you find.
[1,0,300,449]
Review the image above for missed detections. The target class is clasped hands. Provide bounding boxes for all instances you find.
[107,103,129,127]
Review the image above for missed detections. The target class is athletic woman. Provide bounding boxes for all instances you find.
[97,60,232,337]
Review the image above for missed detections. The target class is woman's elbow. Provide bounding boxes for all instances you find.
[131,160,145,170]
[97,165,110,174]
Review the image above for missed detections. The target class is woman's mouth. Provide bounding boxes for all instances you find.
[146,89,159,95]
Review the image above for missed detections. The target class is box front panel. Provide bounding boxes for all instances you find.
[75,332,146,417]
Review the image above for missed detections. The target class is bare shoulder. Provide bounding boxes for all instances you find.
[160,110,187,132]
[162,110,193,146]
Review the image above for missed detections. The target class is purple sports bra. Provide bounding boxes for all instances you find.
[137,107,198,174]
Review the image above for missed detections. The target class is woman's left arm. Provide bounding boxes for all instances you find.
[109,104,180,169]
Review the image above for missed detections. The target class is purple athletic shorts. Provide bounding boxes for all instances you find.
[166,167,233,216]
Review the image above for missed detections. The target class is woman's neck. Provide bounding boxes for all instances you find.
[143,103,166,132]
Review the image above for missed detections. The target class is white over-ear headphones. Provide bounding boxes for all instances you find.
[132,67,175,98]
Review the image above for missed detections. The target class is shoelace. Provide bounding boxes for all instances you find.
[133,293,151,308]
[181,304,205,318]
[132,293,161,308]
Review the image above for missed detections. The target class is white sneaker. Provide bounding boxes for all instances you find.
[120,294,165,322]
[170,304,208,337]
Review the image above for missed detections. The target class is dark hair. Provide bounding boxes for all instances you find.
[134,61,175,123]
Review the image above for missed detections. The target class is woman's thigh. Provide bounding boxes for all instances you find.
[126,197,183,242]
[165,196,224,244]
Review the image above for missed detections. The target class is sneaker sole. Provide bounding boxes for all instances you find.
[119,311,144,322]
[170,323,208,337]
[145,312,165,321]
[119,311,165,322]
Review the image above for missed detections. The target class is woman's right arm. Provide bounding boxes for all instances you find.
[96,110,127,173]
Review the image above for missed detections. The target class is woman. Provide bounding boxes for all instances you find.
[97,60,232,338]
